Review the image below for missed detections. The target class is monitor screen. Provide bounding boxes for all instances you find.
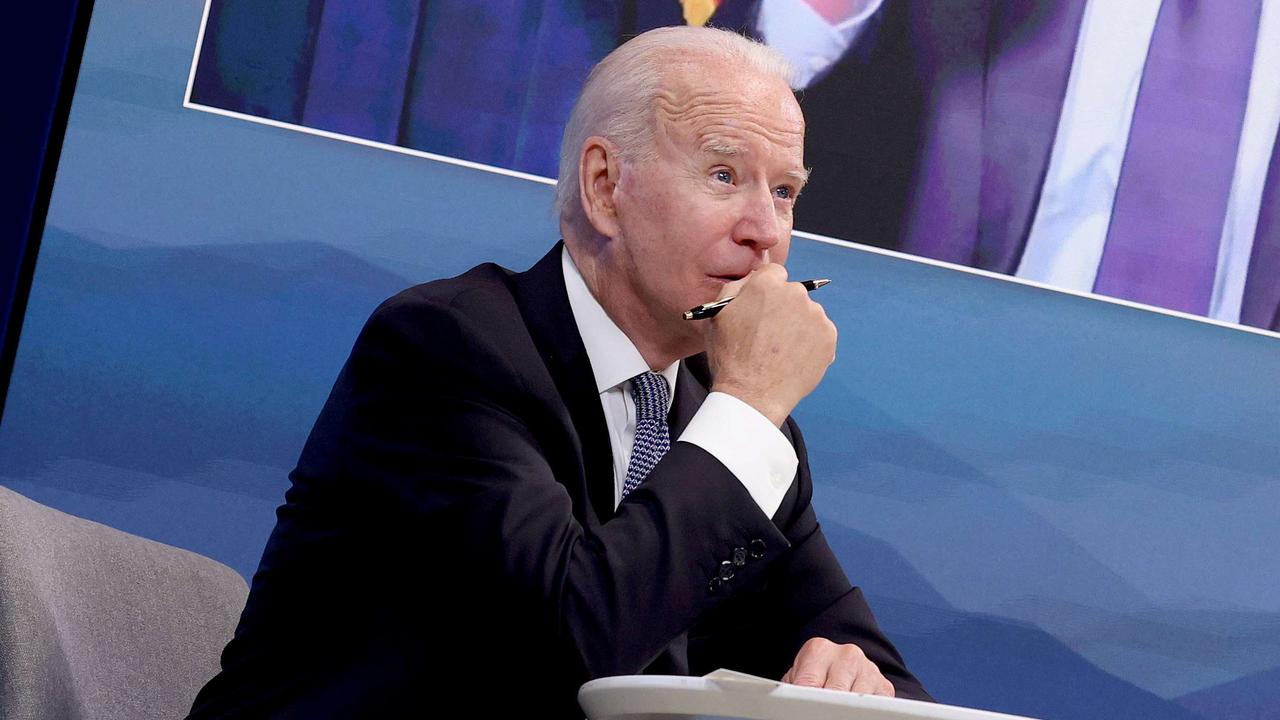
[4,3,1278,719]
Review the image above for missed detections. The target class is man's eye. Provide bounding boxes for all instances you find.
[774,186,794,200]
[713,169,734,184]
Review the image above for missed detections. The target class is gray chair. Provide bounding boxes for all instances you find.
[0,485,248,720]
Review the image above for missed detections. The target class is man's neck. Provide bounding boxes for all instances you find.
[564,239,696,371]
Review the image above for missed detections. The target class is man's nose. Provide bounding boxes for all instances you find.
[730,186,782,251]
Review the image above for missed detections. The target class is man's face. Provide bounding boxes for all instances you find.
[603,62,808,351]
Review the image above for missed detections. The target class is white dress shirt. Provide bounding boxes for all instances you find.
[1018,0,1280,324]
[758,0,880,88]
[761,0,1280,324]
[560,247,797,516]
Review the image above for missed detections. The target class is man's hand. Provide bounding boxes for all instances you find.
[781,637,896,695]
[705,264,837,427]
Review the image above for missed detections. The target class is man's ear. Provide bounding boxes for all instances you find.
[579,136,622,237]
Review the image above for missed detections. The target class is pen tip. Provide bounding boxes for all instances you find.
[813,278,830,289]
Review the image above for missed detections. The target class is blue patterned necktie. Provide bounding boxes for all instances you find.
[621,371,671,500]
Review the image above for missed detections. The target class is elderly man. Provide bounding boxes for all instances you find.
[188,26,928,718]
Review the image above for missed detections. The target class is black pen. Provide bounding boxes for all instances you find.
[682,279,831,320]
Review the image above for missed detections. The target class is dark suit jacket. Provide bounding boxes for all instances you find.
[187,243,928,718]
[797,0,1280,331]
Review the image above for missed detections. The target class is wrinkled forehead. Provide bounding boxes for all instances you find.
[652,58,805,155]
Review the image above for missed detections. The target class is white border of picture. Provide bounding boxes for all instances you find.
[182,0,1278,341]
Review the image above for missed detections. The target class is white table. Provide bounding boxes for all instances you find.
[579,670,1039,720]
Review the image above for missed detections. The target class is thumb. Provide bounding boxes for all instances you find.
[717,263,777,300]
[717,275,750,300]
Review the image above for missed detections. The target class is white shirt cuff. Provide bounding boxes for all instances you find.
[677,391,798,519]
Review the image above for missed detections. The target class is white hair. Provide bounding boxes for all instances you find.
[553,26,795,225]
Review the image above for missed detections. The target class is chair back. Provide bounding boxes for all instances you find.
[0,485,248,720]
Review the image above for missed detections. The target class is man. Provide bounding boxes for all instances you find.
[189,26,928,718]
[189,0,772,179]
[791,0,1280,331]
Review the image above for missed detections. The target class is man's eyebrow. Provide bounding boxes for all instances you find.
[786,168,812,185]
[700,141,810,185]
[702,140,743,156]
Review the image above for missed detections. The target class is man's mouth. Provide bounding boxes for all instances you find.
[709,273,748,283]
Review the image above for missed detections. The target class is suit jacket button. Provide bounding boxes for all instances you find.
[708,576,724,593]
[748,539,766,560]
[732,547,747,566]
[718,560,736,581]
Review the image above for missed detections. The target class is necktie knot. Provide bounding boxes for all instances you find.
[621,372,671,500]
[629,371,669,423]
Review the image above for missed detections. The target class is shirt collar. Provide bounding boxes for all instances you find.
[561,246,679,407]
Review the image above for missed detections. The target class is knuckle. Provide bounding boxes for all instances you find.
[793,671,824,687]
[841,644,866,661]
[804,637,832,651]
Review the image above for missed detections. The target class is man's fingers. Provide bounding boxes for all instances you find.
[827,644,872,692]
[790,668,827,688]
[786,637,835,687]
[721,263,786,298]
[751,261,787,283]
[788,654,828,688]
[823,660,858,692]
[783,639,895,696]
[850,665,881,694]
[717,275,750,300]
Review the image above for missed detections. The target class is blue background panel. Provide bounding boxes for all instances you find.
[2,0,1278,718]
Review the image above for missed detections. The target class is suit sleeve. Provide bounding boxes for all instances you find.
[292,290,792,692]
[688,417,933,701]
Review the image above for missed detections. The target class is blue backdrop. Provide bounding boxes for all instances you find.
[3,0,1279,718]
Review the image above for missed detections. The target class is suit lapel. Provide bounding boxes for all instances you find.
[975,0,1087,273]
[893,1,988,265]
[642,356,710,678]
[1241,125,1280,331]
[510,243,617,525]
[669,354,710,439]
